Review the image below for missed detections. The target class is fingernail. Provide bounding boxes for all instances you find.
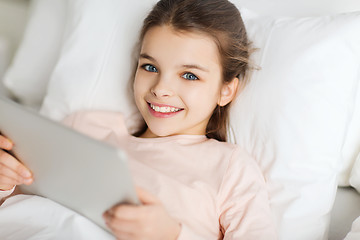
[23,178,33,184]
[21,170,31,178]
[4,139,13,149]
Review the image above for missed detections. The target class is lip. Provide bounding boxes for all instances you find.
[147,101,184,118]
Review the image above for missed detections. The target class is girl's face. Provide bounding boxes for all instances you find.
[134,25,237,138]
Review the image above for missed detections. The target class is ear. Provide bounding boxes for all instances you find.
[218,77,239,107]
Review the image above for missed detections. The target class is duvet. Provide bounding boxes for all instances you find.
[0,195,113,240]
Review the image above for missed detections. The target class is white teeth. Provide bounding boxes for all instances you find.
[150,104,181,113]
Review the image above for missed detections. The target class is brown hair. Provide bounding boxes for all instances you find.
[133,0,252,142]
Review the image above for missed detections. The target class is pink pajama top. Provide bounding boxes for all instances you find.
[1,110,277,239]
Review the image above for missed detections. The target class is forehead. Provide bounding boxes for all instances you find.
[140,25,221,68]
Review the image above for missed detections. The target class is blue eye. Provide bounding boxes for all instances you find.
[182,72,199,81]
[142,64,158,73]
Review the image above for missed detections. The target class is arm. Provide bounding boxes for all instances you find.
[62,112,210,239]
[176,224,211,240]
[217,148,277,240]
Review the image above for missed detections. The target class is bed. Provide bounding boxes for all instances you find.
[0,0,360,239]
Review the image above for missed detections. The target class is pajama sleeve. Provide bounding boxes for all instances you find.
[217,147,277,240]
[177,223,212,240]
[0,186,15,202]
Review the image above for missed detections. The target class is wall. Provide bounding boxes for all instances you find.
[236,0,360,17]
[0,0,29,94]
[0,0,29,57]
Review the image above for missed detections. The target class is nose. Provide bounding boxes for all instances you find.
[151,75,174,98]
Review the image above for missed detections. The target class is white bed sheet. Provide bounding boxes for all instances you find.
[0,194,113,240]
[1,187,360,240]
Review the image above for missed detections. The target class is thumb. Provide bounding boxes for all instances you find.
[136,186,160,205]
[0,135,13,150]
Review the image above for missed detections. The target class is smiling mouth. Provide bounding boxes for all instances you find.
[148,102,184,113]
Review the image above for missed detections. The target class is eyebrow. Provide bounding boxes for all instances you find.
[140,53,157,63]
[181,64,209,73]
[139,53,210,73]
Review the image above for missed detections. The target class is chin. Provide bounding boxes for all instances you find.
[148,125,176,137]
[152,130,174,137]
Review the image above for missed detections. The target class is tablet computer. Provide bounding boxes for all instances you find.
[0,96,139,231]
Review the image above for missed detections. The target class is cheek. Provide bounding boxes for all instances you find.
[133,72,149,98]
[184,85,220,111]
[133,80,140,103]
[133,77,146,109]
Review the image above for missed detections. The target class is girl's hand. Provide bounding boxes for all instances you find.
[0,134,33,191]
[103,187,181,240]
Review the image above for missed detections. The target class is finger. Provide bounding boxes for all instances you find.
[0,173,20,191]
[103,212,139,234]
[108,224,134,240]
[0,150,32,179]
[0,163,28,185]
[106,204,141,221]
[0,183,15,191]
[0,135,13,150]
[0,172,17,190]
[136,186,159,204]
[107,224,137,240]
[111,233,133,240]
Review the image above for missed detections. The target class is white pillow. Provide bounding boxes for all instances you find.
[230,8,360,240]
[349,152,360,193]
[339,84,360,186]
[41,0,157,130]
[3,0,67,108]
[40,1,360,239]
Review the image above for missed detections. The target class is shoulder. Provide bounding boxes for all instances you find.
[62,110,125,127]
[206,139,256,167]
[215,144,276,239]
[202,139,263,182]
[216,144,268,211]
[214,142,266,193]
[205,138,239,154]
[61,110,129,142]
[230,146,264,181]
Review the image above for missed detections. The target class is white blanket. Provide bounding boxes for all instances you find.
[0,195,114,240]
[2,193,360,240]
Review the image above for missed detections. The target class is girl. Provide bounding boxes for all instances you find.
[0,0,277,239]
